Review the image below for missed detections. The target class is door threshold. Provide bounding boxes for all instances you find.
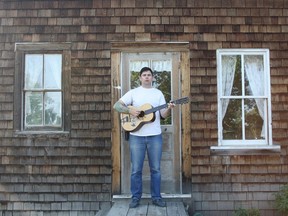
[113,193,191,200]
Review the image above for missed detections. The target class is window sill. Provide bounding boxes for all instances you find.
[211,145,281,155]
[14,131,70,138]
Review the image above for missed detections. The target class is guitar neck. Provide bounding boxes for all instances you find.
[143,97,188,115]
[144,104,168,115]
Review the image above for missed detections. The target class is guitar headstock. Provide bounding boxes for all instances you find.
[172,97,189,105]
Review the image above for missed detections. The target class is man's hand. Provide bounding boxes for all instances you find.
[128,107,140,117]
[167,101,175,109]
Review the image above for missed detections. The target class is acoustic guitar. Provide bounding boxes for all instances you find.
[121,97,189,132]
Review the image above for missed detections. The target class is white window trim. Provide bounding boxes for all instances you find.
[212,49,280,152]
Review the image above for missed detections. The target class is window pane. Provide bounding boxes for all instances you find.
[44,54,62,89]
[25,54,43,89]
[244,55,264,96]
[25,92,43,126]
[152,60,172,102]
[222,99,242,139]
[245,99,264,139]
[45,92,62,126]
[221,55,241,96]
[152,60,172,125]
[231,56,242,96]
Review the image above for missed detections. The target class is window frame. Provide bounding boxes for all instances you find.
[216,49,273,147]
[14,43,71,134]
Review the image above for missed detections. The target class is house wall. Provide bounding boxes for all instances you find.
[0,0,287,215]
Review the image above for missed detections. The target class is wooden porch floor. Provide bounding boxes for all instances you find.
[104,199,188,216]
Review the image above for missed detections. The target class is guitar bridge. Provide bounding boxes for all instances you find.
[131,116,136,126]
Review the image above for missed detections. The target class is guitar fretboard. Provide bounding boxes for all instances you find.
[143,97,188,115]
[144,104,168,115]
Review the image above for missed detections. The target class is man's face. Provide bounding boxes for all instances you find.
[139,71,153,86]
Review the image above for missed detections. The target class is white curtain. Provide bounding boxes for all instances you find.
[129,60,149,72]
[25,54,43,89]
[244,55,265,138]
[152,60,172,72]
[222,56,237,119]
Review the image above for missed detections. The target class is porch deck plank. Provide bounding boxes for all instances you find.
[167,202,187,216]
[105,200,188,216]
[166,202,179,216]
[147,203,167,215]
[106,200,129,216]
[127,203,148,216]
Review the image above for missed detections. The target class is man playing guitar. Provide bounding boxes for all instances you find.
[113,67,175,208]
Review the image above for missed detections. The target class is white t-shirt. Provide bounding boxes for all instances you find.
[120,86,166,136]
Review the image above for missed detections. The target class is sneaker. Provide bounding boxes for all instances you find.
[129,198,140,208]
[152,199,166,207]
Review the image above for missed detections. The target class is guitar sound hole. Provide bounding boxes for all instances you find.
[138,111,145,118]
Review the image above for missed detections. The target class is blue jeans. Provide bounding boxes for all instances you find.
[129,134,163,201]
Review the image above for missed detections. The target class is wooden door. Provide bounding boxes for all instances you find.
[120,52,182,195]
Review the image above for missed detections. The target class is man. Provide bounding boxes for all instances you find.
[113,67,175,208]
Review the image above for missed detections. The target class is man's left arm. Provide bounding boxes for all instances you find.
[160,102,175,119]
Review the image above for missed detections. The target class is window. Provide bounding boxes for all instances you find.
[25,54,62,128]
[14,43,71,133]
[216,49,272,147]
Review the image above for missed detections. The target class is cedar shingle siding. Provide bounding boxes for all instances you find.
[0,0,288,215]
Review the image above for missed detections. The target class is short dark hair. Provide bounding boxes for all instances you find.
[139,67,153,76]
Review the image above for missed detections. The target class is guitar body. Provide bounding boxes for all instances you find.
[121,104,156,132]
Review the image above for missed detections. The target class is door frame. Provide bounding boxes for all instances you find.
[111,42,191,194]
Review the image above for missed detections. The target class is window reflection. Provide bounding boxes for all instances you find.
[245,99,264,139]
[222,99,242,140]
[25,92,43,126]
[45,92,62,126]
